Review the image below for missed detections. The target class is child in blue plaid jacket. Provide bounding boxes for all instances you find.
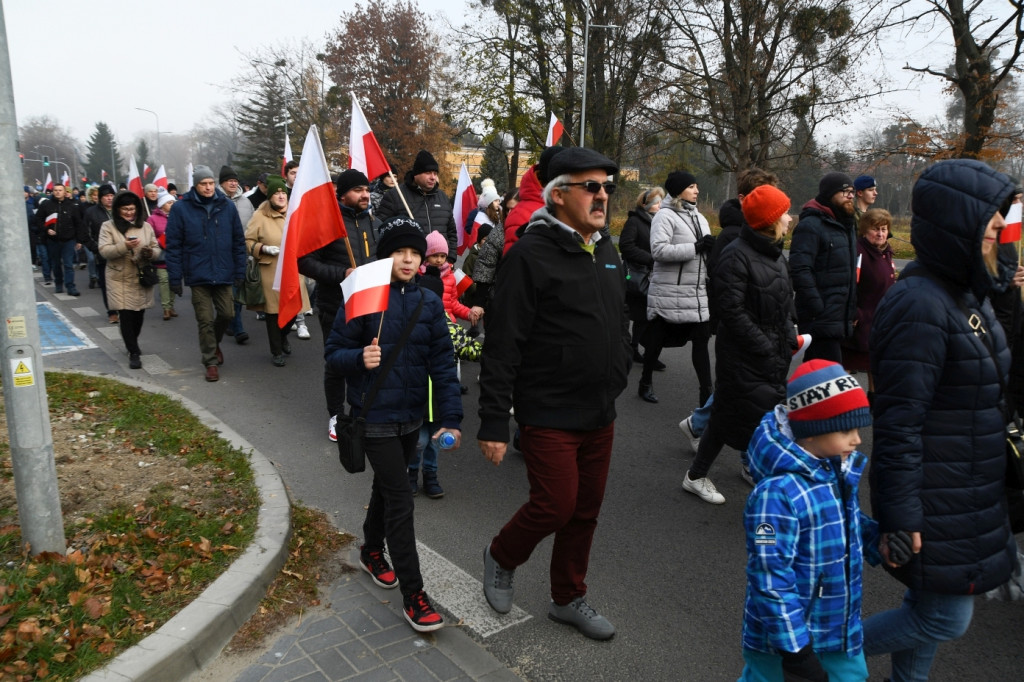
[740,360,882,682]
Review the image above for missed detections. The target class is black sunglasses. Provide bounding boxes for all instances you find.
[560,181,616,195]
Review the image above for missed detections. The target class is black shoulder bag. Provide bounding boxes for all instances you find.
[906,269,1024,490]
[336,292,424,473]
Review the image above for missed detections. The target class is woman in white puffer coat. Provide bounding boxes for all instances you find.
[640,171,715,405]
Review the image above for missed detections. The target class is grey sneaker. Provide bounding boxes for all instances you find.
[682,471,726,504]
[548,597,615,640]
[740,463,755,487]
[483,544,515,613]
[679,416,701,453]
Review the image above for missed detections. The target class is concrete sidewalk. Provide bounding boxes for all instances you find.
[32,278,520,682]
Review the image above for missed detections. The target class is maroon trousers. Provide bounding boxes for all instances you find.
[490,423,614,605]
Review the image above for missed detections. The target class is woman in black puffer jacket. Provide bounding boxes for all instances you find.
[863,159,1017,681]
[681,185,796,504]
[619,187,664,362]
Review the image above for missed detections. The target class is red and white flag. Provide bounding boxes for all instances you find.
[153,165,168,190]
[128,155,144,197]
[101,169,107,181]
[349,94,391,180]
[341,258,393,323]
[281,133,293,178]
[143,163,151,178]
[60,170,69,187]
[545,112,564,147]
[185,162,194,192]
[454,268,473,297]
[44,212,57,228]
[273,125,348,327]
[856,253,862,283]
[791,334,813,366]
[453,163,478,255]
[1000,202,1022,243]
[44,173,53,191]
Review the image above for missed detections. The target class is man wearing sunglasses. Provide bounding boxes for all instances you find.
[790,172,859,363]
[477,147,631,640]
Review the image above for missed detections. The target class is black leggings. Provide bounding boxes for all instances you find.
[689,417,727,480]
[118,309,145,355]
[642,317,712,389]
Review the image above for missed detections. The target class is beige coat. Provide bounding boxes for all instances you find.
[244,201,309,314]
[98,221,162,311]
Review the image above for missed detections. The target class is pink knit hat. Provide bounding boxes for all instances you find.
[425,230,448,258]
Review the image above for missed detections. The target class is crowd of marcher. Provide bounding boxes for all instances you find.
[23,146,1023,679]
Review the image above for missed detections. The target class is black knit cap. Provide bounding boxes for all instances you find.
[665,171,698,198]
[412,150,439,175]
[97,184,117,198]
[336,169,370,197]
[817,172,854,204]
[219,165,239,183]
[376,216,427,259]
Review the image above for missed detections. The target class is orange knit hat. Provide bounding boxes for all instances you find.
[742,185,791,230]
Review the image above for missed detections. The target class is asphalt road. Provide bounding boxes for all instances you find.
[41,276,1023,681]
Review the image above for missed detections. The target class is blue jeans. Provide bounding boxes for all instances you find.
[85,246,98,280]
[689,393,749,466]
[863,588,974,682]
[410,422,438,473]
[229,287,246,336]
[47,240,77,291]
[36,243,51,280]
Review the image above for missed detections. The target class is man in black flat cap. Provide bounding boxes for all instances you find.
[376,150,457,262]
[789,171,858,363]
[477,147,630,641]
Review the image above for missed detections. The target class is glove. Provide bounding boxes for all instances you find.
[780,644,829,682]
[262,245,280,256]
[139,246,154,260]
[694,234,716,255]
[170,283,183,296]
[886,531,915,566]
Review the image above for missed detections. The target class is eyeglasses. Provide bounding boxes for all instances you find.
[561,181,616,196]
[841,189,855,197]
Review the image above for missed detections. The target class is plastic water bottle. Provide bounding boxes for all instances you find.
[433,431,457,450]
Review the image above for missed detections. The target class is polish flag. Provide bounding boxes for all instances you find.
[273,125,348,327]
[453,163,478,255]
[791,334,812,365]
[545,112,564,147]
[281,133,293,178]
[101,169,107,181]
[44,212,57,228]
[185,162,194,192]
[454,268,473,297]
[143,163,151,178]
[1000,202,1022,243]
[60,171,69,187]
[153,165,168,190]
[341,258,393,323]
[128,155,144,197]
[349,94,391,180]
[856,253,862,283]
[44,173,53,191]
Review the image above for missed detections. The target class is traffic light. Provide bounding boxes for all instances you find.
[42,155,49,166]
[81,176,88,184]
[19,153,24,164]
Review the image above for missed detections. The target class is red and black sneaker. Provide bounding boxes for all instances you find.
[359,546,398,589]
[403,589,444,632]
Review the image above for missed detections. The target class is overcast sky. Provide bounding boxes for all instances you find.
[3,0,970,155]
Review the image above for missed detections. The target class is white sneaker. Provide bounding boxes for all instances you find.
[682,472,725,504]
[297,322,311,340]
[328,415,338,442]
[678,416,701,453]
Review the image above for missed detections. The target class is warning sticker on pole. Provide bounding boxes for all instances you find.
[10,358,34,387]
[6,316,27,339]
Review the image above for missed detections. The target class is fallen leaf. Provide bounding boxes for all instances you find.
[83,597,110,619]
[281,569,303,580]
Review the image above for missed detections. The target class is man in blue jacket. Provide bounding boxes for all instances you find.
[164,165,247,382]
[789,172,858,363]
[477,147,630,640]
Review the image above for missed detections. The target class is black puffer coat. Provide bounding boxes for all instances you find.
[870,158,1016,595]
[376,173,457,262]
[789,199,857,339]
[710,226,796,450]
[619,208,654,322]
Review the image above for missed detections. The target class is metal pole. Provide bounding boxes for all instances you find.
[580,12,590,147]
[135,107,160,163]
[0,3,66,555]
[110,143,117,184]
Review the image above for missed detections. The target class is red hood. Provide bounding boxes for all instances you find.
[503,166,545,255]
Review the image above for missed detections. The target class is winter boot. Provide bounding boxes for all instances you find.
[422,470,444,499]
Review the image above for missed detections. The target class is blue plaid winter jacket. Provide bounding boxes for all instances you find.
[742,406,881,656]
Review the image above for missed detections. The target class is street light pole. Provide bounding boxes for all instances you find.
[579,11,620,148]
[135,107,160,162]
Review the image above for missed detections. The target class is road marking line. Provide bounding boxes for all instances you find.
[416,541,531,638]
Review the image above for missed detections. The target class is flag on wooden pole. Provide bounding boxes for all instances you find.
[60,171,69,187]
[545,113,564,147]
[128,155,144,197]
[341,258,394,322]
[453,163,478,255]
[1000,202,1022,243]
[281,133,293,178]
[143,163,151,178]
[44,173,53,191]
[153,165,168,190]
[273,125,348,327]
[349,95,391,179]
[454,268,473,297]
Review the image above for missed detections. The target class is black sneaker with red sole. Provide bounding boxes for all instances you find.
[359,546,398,589]
[403,589,444,632]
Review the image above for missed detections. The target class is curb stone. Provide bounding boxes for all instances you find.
[70,371,292,682]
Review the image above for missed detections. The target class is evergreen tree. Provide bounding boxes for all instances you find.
[235,72,289,180]
[479,135,509,194]
[136,139,152,181]
[84,122,122,186]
